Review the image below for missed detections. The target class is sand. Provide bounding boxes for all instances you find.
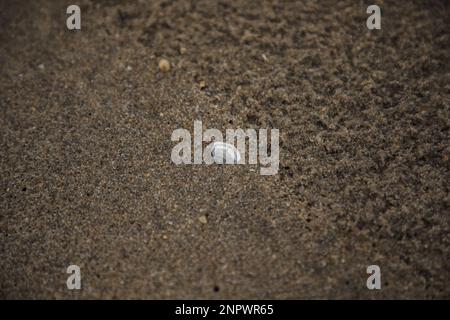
[1,0,449,299]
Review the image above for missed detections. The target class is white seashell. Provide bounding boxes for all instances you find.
[211,142,241,164]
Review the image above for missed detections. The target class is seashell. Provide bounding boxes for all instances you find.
[210,142,241,164]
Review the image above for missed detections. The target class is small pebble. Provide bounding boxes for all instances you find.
[199,80,206,90]
[158,59,171,72]
[199,215,207,224]
[180,47,187,54]
[38,64,45,70]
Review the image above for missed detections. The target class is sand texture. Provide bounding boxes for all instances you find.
[1,0,449,299]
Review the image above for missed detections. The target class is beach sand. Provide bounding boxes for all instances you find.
[1,0,449,299]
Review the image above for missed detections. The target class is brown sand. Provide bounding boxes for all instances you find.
[1,0,449,299]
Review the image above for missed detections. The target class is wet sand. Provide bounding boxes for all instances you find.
[1,0,449,299]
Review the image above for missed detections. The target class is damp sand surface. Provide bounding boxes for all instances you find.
[1,0,449,298]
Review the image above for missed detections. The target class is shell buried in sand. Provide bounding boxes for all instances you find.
[211,142,241,164]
